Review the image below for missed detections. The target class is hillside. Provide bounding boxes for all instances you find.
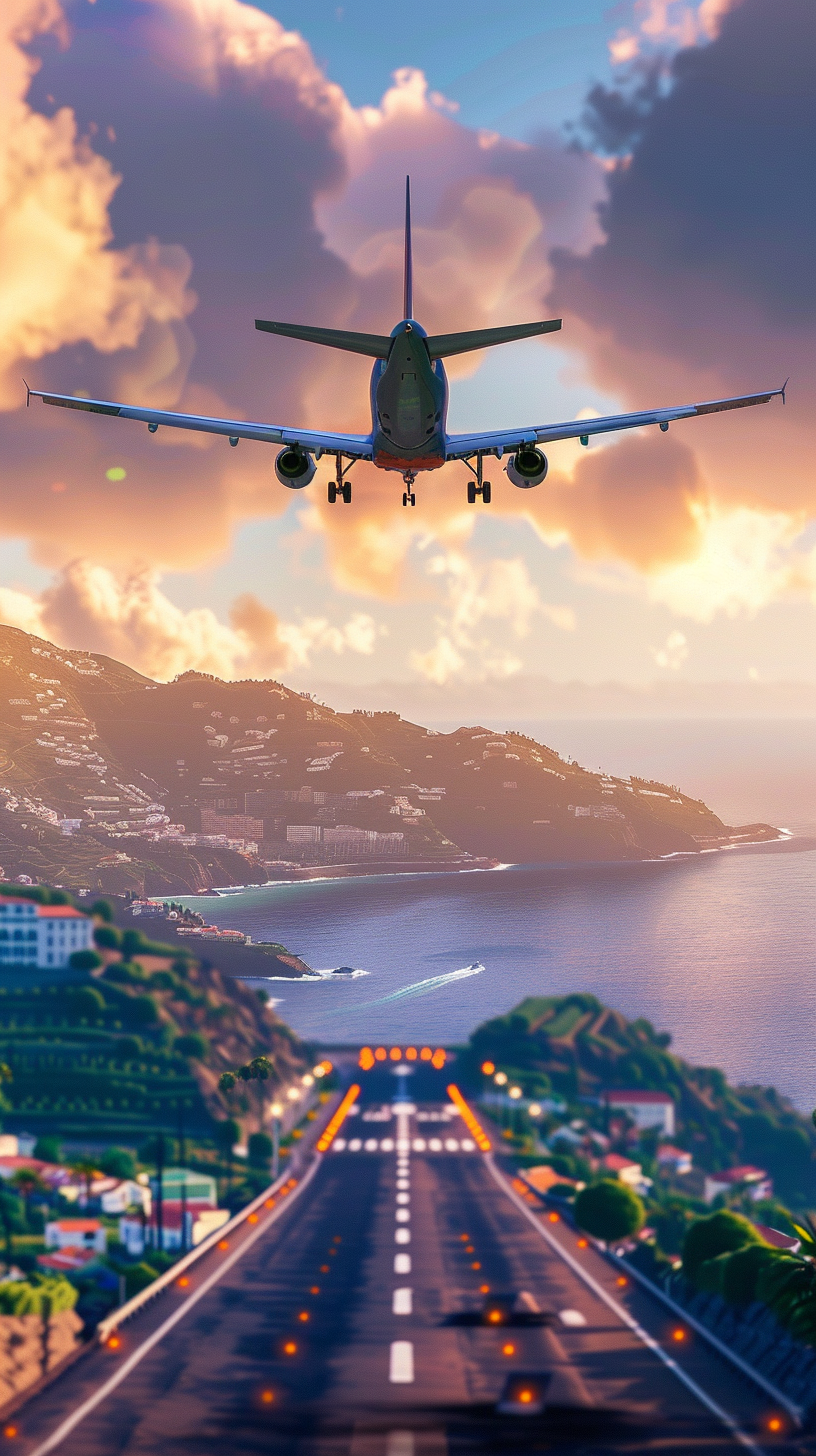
[0,894,309,1141]
[0,624,778,893]
[458,995,816,1205]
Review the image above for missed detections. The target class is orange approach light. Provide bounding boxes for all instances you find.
[375,1047,387,1061]
[431,1048,446,1069]
[406,1046,418,1060]
[359,1047,375,1070]
[481,1061,495,1075]
[390,1046,402,1061]
[446,1084,492,1151]
[316,1084,361,1152]
[420,1046,433,1061]
[260,1390,274,1405]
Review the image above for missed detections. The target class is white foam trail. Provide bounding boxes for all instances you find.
[318,962,484,1019]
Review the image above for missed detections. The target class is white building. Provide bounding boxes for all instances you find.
[0,898,94,969]
[704,1165,773,1204]
[45,1218,107,1253]
[604,1090,675,1137]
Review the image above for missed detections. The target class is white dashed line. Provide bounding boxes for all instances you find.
[394,1253,411,1274]
[559,1308,588,1327]
[389,1341,414,1383]
[392,1287,412,1315]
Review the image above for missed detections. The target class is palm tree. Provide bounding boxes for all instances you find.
[69,1158,99,1208]
[10,1169,47,1229]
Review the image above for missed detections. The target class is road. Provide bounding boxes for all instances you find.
[7,1066,802,1454]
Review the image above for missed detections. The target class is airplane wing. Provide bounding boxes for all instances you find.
[25,388,373,459]
[444,384,786,459]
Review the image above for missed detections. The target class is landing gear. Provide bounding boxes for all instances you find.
[466,456,492,504]
[402,471,417,507]
[402,490,416,507]
[328,456,354,503]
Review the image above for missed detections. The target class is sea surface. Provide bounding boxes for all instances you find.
[180,719,816,1110]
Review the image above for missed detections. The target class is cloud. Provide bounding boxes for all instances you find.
[0,561,381,681]
[652,629,688,669]
[408,551,574,684]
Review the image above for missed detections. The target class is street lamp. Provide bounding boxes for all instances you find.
[509,1085,523,1139]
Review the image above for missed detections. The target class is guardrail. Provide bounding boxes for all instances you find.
[96,1089,342,1344]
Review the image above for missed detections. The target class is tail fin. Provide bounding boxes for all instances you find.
[404,175,413,321]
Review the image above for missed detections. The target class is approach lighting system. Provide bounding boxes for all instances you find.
[406,1046,418,1060]
[375,1047,387,1061]
[420,1047,433,1061]
[494,1072,508,1086]
[316,1084,361,1152]
[446,1085,492,1151]
[497,1373,552,1416]
[481,1061,495,1075]
[358,1047,375,1070]
[390,1046,402,1060]
[359,1044,445,1068]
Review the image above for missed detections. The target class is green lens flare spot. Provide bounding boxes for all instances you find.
[106,466,127,481]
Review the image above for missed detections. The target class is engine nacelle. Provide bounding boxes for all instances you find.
[506,447,548,489]
[275,447,316,489]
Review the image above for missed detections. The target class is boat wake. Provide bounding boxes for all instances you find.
[318,961,484,1019]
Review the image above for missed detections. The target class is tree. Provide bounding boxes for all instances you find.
[574,1180,645,1243]
[175,1033,209,1060]
[68,949,103,972]
[248,1132,273,1167]
[33,1135,61,1164]
[100,1148,136,1181]
[90,899,115,922]
[682,1210,763,1285]
[10,1168,47,1228]
[69,1159,99,1206]
[93,924,122,951]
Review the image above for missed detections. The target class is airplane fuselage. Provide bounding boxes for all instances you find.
[370,321,448,472]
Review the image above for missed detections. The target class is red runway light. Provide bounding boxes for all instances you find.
[310,1286,320,1295]
[283,1341,297,1356]
[465,1245,475,1253]
[479,1284,490,1294]
[218,1240,229,1251]
[577,1238,588,1248]
[672,1328,686,1342]
[616,1277,627,1287]
[333,1235,342,1243]
[481,1061,495,1075]
[248,1213,259,1224]
[471,1261,482,1270]
[177,1276,190,1288]
[502,1343,515,1356]
[107,1336,121,1350]
[265,1198,275,1208]
[320,1264,329,1273]
[518,1389,533,1405]
[260,1390,274,1405]
[298,1311,309,1322]
[767,1417,783,1433]
[548,1212,559,1223]
[3,1426,17,1439]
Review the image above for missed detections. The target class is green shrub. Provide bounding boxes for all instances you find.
[574,1180,645,1242]
[150,970,178,991]
[0,1278,77,1315]
[175,1032,208,1060]
[33,1135,61,1163]
[103,962,144,985]
[720,1243,782,1306]
[757,1254,816,1345]
[682,1210,763,1285]
[68,986,106,1020]
[91,899,115,922]
[69,949,103,972]
[94,925,122,950]
[124,1262,159,1298]
[100,1147,136,1180]
[125,994,158,1027]
[248,1132,273,1166]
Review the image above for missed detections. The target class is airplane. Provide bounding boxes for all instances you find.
[27,179,785,509]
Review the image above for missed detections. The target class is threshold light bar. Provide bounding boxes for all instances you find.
[446,1084,492,1151]
[316,1083,361,1152]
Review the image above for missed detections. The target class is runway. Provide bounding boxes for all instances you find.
[8,1067,798,1454]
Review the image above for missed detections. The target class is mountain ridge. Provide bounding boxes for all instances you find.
[0,624,780,894]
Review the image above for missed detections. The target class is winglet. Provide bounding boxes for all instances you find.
[781,376,789,404]
[403,175,413,322]
[23,379,31,408]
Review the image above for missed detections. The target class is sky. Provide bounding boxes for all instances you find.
[0,0,813,707]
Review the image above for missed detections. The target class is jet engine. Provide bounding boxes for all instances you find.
[275,447,316,489]
[506,447,548,488]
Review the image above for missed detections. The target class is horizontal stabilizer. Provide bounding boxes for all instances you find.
[425,319,561,359]
[255,320,391,358]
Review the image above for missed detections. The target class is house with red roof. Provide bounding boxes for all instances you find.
[0,897,93,969]
[704,1165,773,1204]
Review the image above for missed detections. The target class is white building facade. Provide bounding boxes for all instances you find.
[0,898,94,969]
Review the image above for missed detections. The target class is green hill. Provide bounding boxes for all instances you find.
[460,995,816,1206]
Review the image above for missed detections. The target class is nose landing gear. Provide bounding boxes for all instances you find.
[402,471,417,507]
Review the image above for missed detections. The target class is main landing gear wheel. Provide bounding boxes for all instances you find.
[467,481,476,505]
[328,482,337,503]
[402,491,416,507]
[467,480,492,504]
[482,481,491,504]
[342,482,352,504]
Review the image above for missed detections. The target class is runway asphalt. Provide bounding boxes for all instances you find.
[6,1065,803,1455]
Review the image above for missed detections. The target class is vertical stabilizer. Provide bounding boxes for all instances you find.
[403,176,413,321]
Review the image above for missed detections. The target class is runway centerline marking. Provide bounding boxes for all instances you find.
[393,1288,413,1315]
[389,1341,415,1383]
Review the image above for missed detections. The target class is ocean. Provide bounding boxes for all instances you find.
[180,719,816,1111]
